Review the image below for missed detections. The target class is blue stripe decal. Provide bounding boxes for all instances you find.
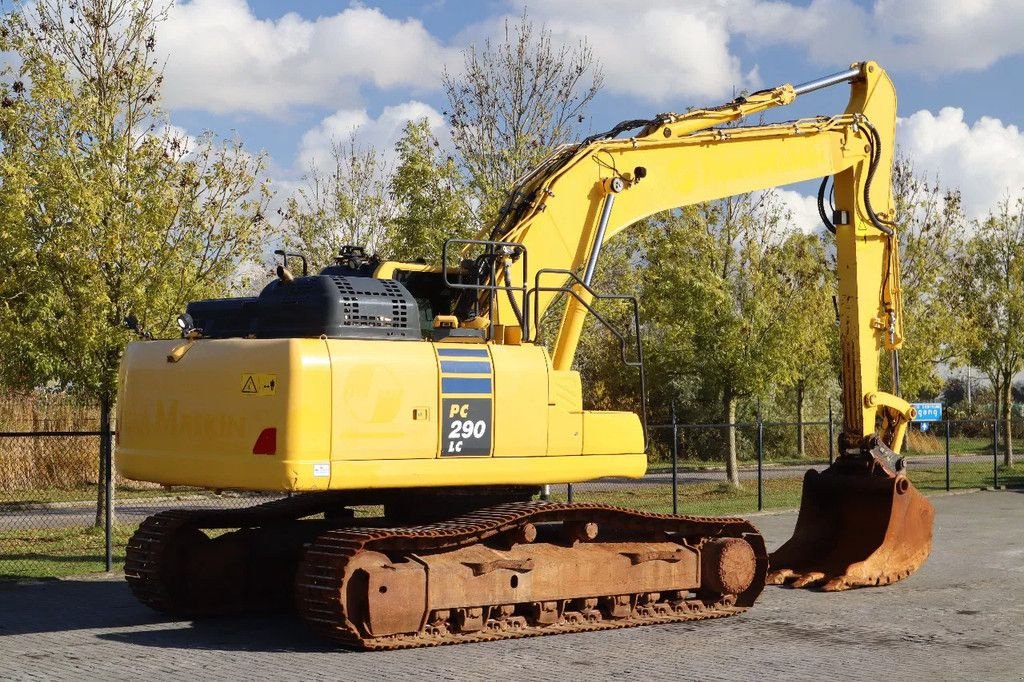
[437,348,490,358]
[441,377,492,394]
[440,361,492,375]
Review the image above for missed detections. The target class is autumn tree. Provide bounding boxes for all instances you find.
[0,0,269,521]
[953,195,1024,466]
[281,136,393,270]
[385,119,474,262]
[442,10,603,225]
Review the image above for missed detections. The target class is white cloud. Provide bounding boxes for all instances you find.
[295,100,447,173]
[158,0,457,116]
[897,107,1024,217]
[496,0,1024,110]
[755,108,1024,235]
[730,0,1024,75]
[155,0,1024,122]
[775,188,825,234]
[482,2,757,104]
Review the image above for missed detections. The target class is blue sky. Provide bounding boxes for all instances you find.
[155,0,1024,229]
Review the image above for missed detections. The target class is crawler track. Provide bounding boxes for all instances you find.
[125,494,353,615]
[295,501,767,650]
[126,496,767,648]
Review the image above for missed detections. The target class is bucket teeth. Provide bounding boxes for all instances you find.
[768,446,934,591]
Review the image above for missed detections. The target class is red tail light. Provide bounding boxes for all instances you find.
[252,427,277,455]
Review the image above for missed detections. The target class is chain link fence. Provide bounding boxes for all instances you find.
[558,414,1024,516]
[0,430,279,580]
[3,414,1022,580]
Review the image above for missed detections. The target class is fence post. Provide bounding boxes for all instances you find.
[756,402,764,512]
[827,397,834,465]
[567,483,573,503]
[671,404,679,515]
[944,414,950,492]
[100,396,113,572]
[993,411,999,489]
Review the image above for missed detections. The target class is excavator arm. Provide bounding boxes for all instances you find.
[470,60,933,590]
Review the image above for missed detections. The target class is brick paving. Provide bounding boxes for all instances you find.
[1,490,1022,681]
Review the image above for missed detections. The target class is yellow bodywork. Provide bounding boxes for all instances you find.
[117,337,644,491]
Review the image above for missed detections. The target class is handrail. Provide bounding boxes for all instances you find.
[529,268,648,449]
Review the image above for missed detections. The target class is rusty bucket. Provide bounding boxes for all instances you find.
[767,456,934,591]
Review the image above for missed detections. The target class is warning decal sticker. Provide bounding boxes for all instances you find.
[241,373,277,396]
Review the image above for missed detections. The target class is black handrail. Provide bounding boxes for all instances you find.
[441,238,530,342]
[529,268,649,450]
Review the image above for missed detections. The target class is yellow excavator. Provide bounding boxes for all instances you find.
[117,60,933,648]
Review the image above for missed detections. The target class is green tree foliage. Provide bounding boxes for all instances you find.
[386,119,473,263]
[771,232,836,457]
[281,136,393,270]
[953,195,1024,465]
[442,10,603,226]
[641,193,810,486]
[887,156,968,399]
[0,0,269,404]
[571,223,653,417]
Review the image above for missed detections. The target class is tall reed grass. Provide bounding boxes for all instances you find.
[0,391,101,491]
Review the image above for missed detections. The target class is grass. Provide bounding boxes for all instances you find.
[911,462,1023,490]
[551,479,806,516]
[0,524,137,580]
[556,463,1024,517]
[646,435,1005,473]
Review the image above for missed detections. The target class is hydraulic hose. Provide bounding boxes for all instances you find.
[817,176,837,234]
[860,117,895,236]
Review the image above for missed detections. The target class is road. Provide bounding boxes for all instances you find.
[0,494,282,531]
[1,490,1022,681]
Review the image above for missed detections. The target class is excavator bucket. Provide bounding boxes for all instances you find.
[767,452,934,591]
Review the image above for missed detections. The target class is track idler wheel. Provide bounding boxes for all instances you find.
[767,443,934,591]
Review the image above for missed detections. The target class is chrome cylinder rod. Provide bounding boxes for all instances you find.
[793,66,862,97]
[583,192,616,285]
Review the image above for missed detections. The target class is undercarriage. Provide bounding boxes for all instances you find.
[125,489,767,649]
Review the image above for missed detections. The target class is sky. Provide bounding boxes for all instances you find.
[154,0,1024,233]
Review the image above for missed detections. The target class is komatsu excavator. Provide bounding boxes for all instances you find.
[117,61,933,649]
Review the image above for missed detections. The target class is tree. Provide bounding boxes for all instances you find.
[571,222,653,417]
[0,0,269,522]
[642,192,804,486]
[773,233,836,458]
[386,119,474,263]
[954,195,1024,466]
[886,156,968,399]
[442,10,603,225]
[281,136,393,270]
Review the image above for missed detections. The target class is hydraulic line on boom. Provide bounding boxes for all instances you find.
[475,60,934,591]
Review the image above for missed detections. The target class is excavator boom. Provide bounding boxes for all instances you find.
[475,60,933,590]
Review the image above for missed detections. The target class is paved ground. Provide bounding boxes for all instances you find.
[1,490,1023,681]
